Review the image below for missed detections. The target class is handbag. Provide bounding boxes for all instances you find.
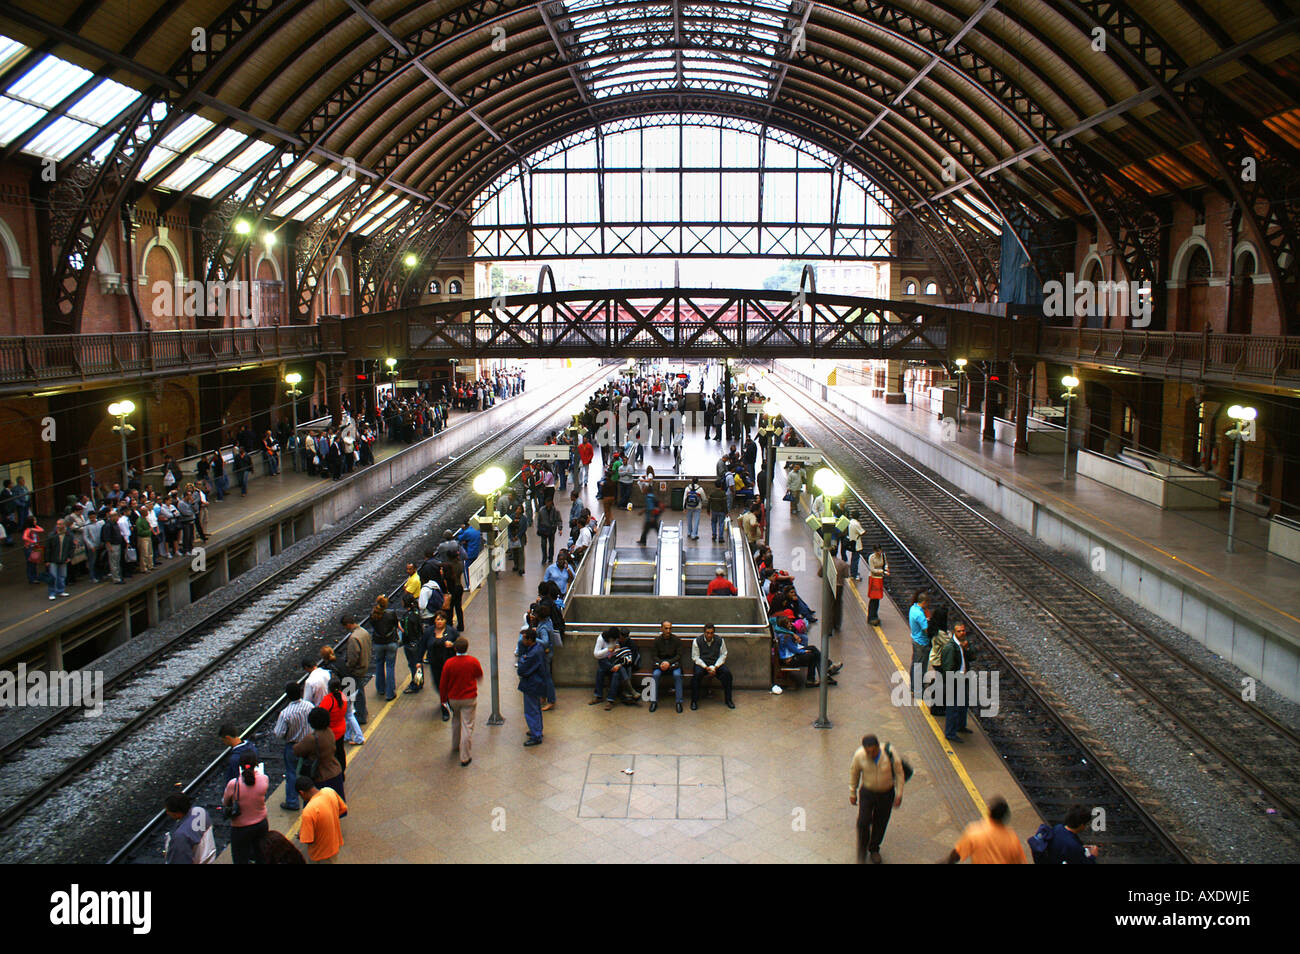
[223,774,242,820]
[28,546,44,564]
[126,547,138,563]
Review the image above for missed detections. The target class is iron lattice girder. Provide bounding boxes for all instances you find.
[1056,0,1297,311]
[346,286,1034,361]
[386,106,974,308]
[36,0,290,332]
[389,95,995,307]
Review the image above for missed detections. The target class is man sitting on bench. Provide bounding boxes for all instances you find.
[649,620,684,713]
[690,623,735,710]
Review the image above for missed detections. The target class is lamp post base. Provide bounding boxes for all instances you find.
[487,713,505,726]
[813,718,833,730]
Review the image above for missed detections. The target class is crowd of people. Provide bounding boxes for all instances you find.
[7,368,534,600]
[157,363,1100,866]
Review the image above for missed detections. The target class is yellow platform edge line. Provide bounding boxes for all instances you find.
[847,579,987,817]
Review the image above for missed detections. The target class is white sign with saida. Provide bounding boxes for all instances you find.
[523,444,570,461]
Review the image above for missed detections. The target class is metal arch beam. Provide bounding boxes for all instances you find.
[387,95,981,305]
[764,1,813,109]
[824,0,1163,286]
[393,42,1011,256]
[536,0,595,107]
[340,0,520,157]
[1052,0,1297,322]
[0,0,297,333]
[395,99,974,298]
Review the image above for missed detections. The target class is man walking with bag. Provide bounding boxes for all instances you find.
[849,733,907,864]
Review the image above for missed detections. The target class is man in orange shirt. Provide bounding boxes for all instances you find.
[945,797,1027,864]
[296,777,348,863]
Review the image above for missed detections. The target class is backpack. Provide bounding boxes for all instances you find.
[685,487,701,508]
[1027,823,1054,864]
[884,742,914,782]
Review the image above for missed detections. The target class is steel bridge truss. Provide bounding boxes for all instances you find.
[343,286,1033,362]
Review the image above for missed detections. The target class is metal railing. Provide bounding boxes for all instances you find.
[1037,326,1300,387]
[0,324,342,394]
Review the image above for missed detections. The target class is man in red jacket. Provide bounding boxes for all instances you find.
[439,636,484,767]
[577,436,595,487]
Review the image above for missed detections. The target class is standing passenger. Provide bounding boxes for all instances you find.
[517,628,547,746]
[440,636,483,767]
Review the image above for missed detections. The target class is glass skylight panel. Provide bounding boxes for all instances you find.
[192,165,242,197]
[0,99,45,146]
[290,195,329,220]
[352,191,399,230]
[159,155,215,191]
[0,35,27,73]
[9,55,92,106]
[227,138,273,171]
[139,113,214,178]
[26,116,98,158]
[68,78,140,126]
[358,198,409,236]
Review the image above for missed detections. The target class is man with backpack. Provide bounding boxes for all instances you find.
[1027,805,1101,864]
[683,478,704,540]
[849,733,907,864]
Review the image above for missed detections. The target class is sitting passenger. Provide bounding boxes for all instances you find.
[690,623,734,710]
[649,620,684,713]
[774,619,828,687]
[590,626,641,710]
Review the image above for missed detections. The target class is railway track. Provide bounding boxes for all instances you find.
[764,381,1266,861]
[0,367,606,846]
[770,378,1300,834]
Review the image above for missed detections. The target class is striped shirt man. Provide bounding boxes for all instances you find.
[274,698,315,744]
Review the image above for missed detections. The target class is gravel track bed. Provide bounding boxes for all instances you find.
[0,403,580,864]
[792,407,1300,863]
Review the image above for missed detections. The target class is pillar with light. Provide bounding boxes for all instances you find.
[953,358,968,433]
[811,466,845,729]
[1061,375,1079,480]
[385,357,398,380]
[761,400,782,544]
[1225,404,1257,554]
[107,400,136,488]
[284,373,303,471]
[474,465,508,725]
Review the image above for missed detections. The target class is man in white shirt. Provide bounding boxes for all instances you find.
[302,658,332,707]
[845,516,865,580]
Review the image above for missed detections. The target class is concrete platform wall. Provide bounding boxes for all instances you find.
[776,363,1300,703]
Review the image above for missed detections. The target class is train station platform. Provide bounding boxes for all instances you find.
[773,361,1300,703]
[240,407,1040,864]
[0,371,589,672]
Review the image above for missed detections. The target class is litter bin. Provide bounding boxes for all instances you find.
[670,486,685,511]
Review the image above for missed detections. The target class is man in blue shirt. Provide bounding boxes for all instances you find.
[456,521,483,588]
[217,723,258,783]
[543,549,575,596]
[1034,805,1100,864]
[908,591,930,699]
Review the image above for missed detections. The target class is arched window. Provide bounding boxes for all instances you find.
[448,279,462,295]
[902,280,917,295]
[427,279,441,295]
[924,281,938,295]
[1186,247,1211,281]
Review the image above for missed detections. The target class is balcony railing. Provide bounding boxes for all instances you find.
[0,323,343,394]
[1036,327,1300,388]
